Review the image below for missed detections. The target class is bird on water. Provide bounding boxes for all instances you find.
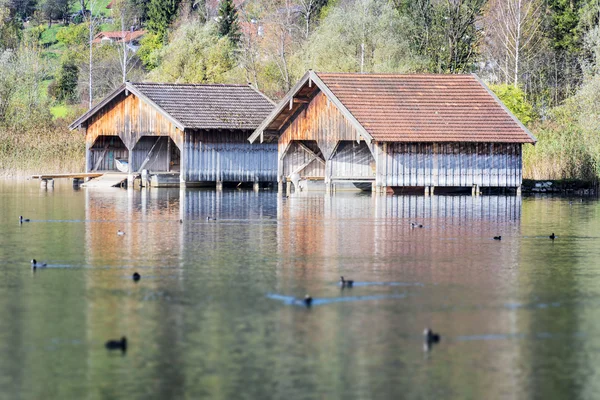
[19,216,30,223]
[105,336,127,352]
[424,328,441,347]
[493,236,502,240]
[549,233,556,240]
[117,230,125,236]
[132,272,141,282]
[304,294,313,307]
[206,216,217,221]
[31,259,47,270]
[340,276,354,288]
[411,222,423,228]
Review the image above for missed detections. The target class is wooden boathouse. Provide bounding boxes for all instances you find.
[249,71,536,194]
[70,82,277,188]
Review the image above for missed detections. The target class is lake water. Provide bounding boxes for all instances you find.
[1,180,599,399]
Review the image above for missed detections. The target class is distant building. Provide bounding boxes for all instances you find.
[249,71,536,194]
[70,82,277,188]
[92,30,146,51]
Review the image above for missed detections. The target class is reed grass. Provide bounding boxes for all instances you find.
[0,121,85,177]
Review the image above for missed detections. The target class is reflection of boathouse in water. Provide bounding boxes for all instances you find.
[70,82,277,188]
[249,71,536,195]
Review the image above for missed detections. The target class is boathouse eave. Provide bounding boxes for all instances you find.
[248,70,375,145]
[69,82,186,132]
[471,74,537,145]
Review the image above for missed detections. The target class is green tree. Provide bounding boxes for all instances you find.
[395,0,485,73]
[489,84,535,125]
[0,5,22,50]
[303,0,425,73]
[148,21,237,83]
[217,0,239,43]
[146,0,180,41]
[53,58,79,103]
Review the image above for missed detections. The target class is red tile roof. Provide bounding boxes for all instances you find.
[92,30,145,44]
[315,72,535,143]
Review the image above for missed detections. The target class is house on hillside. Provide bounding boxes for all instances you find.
[249,71,536,195]
[92,30,146,51]
[70,82,277,188]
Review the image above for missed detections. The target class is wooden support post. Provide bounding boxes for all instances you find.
[430,186,435,196]
[472,185,476,196]
[253,181,260,192]
[278,180,283,194]
[424,186,430,196]
[476,185,481,196]
[516,185,522,196]
[216,181,223,191]
[286,180,291,196]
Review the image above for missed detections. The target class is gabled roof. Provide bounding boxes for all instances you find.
[70,82,275,131]
[249,71,536,144]
[92,30,146,43]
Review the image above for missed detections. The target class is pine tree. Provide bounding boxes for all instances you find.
[146,0,180,41]
[217,0,240,44]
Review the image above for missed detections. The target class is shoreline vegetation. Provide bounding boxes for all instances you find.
[1,0,599,184]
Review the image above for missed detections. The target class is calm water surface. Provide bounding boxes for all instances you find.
[1,180,600,399]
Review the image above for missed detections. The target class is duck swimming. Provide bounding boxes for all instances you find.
[31,259,47,270]
[493,236,502,240]
[105,336,127,352]
[411,222,423,228]
[132,272,141,281]
[304,294,313,307]
[19,216,30,223]
[549,233,556,240]
[206,216,217,221]
[117,230,125,236]
[340,276,354,288]
[424,328,441,345]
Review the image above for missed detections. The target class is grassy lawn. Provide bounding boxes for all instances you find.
[51,105,70,119]
[71,0,113,17]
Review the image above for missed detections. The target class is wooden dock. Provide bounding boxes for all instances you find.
[81,173,129,188]
[31,173,104,180]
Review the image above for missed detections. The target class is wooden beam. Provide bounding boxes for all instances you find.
[31,173,104,180]
[137,137,164,172]
[293,98,310,104]
[92,142,110,171]
[297,142,325,165]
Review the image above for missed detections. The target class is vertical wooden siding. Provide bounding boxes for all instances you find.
[85,92,183,150]
[282,141,325,178]
[278,91,362,160]
[183,130,278,182]
[376,142,522,187]
[88,136,128,171]
[330,141,375,179]
[131,136,172,172]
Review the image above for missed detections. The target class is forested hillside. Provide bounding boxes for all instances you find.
[0,0,599,179]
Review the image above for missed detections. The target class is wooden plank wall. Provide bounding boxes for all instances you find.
[376,142,522,188]
[330,141,375,180]
[278,91,361,160]
[85,92,184,150]
[282,141,325,178]
[88,135,128,171]
[131,136,171,172]
[182,130,278,183]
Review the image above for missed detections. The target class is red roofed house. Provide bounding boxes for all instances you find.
[249,70,536,195]
[92,30,146,45]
